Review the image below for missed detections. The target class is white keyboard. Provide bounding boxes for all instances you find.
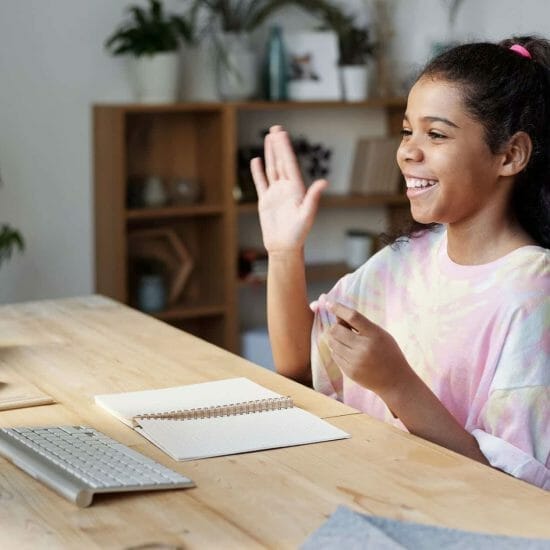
[0,425,194,507]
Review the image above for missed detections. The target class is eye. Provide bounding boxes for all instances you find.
[428,130,446,140]
[400,128,412,138]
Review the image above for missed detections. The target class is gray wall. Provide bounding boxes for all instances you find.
[0,0,547,303]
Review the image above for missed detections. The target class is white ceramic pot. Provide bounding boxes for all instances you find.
[340,65,369,102]
[129,52,180,103]
[216,32,258,101]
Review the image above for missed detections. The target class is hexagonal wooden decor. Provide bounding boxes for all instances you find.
[128,228,194,305]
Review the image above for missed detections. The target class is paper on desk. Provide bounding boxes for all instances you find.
[136,407,349,461]
[0,370,55,411]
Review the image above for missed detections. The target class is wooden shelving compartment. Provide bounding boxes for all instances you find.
[94,104,237,350]
[94,98,407,353]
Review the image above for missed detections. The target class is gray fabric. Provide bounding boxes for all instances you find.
[301,506,550,550]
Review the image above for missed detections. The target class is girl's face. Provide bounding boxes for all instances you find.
[397,77,506,227]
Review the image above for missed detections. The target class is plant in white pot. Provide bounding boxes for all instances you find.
[105,0,195,103]
[190,0,291,101]
[337,23,376,101]
[298,0,376,101]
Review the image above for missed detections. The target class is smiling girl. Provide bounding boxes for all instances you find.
[250,36,549,490]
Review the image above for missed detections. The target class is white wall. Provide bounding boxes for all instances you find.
[1,0,549,304]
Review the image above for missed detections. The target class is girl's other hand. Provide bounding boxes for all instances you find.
[250,125,328,254]
[326,302,415,398]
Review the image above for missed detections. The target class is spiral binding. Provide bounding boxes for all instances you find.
[134,396,294,422]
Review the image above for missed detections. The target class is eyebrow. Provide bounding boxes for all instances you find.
[403,114,460,129]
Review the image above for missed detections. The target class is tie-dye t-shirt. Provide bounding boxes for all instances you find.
[311,226,549,490]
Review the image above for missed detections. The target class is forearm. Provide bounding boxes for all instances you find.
[381,371,490,465]
[267,249,313,384]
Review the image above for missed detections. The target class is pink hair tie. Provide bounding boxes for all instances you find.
[510,44,532,59]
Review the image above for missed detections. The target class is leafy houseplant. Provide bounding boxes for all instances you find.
[105,0,194,56]
[189,0,291,33]
[105,0,195,102]
[294,0,376,66]
[295,0,376,100]
[0,225,24,267]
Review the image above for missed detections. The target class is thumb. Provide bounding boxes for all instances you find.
[302,178,328,216]
[327,301,377,334]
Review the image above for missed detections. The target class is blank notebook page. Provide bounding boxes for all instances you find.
[137,407,349,461]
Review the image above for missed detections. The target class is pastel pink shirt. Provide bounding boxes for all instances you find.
[311,227,550,490]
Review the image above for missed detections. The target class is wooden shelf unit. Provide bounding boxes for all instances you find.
[94,99,407,352]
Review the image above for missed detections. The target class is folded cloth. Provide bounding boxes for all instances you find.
[301,506,550,550]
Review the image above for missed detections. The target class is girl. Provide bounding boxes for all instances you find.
[250,36,549,490]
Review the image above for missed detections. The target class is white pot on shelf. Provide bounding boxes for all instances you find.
[216,32,258,101]
[129,52,180,103]
[340,65,369,102]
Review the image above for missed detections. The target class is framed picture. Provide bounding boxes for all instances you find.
[285,31,341,101]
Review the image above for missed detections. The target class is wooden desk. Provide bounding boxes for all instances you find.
[0,296,548,548]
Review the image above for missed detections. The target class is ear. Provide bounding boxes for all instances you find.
[499,131,532,177]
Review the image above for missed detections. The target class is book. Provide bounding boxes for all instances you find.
[349,136,402,195]
[0,369,55,412]
[94,377,350,461]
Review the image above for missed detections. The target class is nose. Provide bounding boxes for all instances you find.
[397,137,424,164]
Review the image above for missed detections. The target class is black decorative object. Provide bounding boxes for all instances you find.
[235,129,332,203]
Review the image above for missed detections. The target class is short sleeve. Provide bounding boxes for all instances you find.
[471,296,550,490]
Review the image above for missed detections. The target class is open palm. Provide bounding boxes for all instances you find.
[250,126,328,253]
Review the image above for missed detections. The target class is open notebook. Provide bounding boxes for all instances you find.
[95,378,349,461]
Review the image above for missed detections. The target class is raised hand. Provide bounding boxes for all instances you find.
[250,125,328,253]
[326,302,415,398]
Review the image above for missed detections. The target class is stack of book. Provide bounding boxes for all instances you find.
[348,136,403,195]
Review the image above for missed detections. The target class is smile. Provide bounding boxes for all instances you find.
[405,177,438,189]
[404,177,439,198]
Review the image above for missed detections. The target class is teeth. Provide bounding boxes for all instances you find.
[405,178,437,189]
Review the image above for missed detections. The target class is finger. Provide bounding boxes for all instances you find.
[269,131,291,181]
[250,157,268,196]
[270,124,284,133]
[264,133,278,183]
[329,346,352,372]
[302,178,328,216]
[327,301,377,334]
[328,326,355,352]
[273,130,302,183]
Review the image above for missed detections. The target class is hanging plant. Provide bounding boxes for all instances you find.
[0,224,24,267]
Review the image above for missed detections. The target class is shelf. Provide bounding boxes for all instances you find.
[231,98,407,111]
[238,261,352,288]
[95,99,408,353]
[126,204,225,221]
[151,304,226,321]
[237,193,408,214]
[95,98,407,113]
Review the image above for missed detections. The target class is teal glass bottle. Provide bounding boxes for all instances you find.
[264,26,288,101]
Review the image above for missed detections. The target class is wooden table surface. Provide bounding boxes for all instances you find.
[0,295,548,549]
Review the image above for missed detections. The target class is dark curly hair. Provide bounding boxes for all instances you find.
[386,35,550,249]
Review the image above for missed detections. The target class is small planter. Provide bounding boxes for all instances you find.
[129,52,180,103]
[340,65,369,102]
[216,32,258,101]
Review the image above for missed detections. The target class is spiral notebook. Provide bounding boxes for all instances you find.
[94,378,349,461]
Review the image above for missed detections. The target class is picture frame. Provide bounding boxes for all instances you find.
[285,31,341,101]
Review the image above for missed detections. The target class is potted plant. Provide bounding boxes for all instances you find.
[189,1,292,100]
[105,0,195,102]
[0,225,24,268]
[303,0,376,101]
